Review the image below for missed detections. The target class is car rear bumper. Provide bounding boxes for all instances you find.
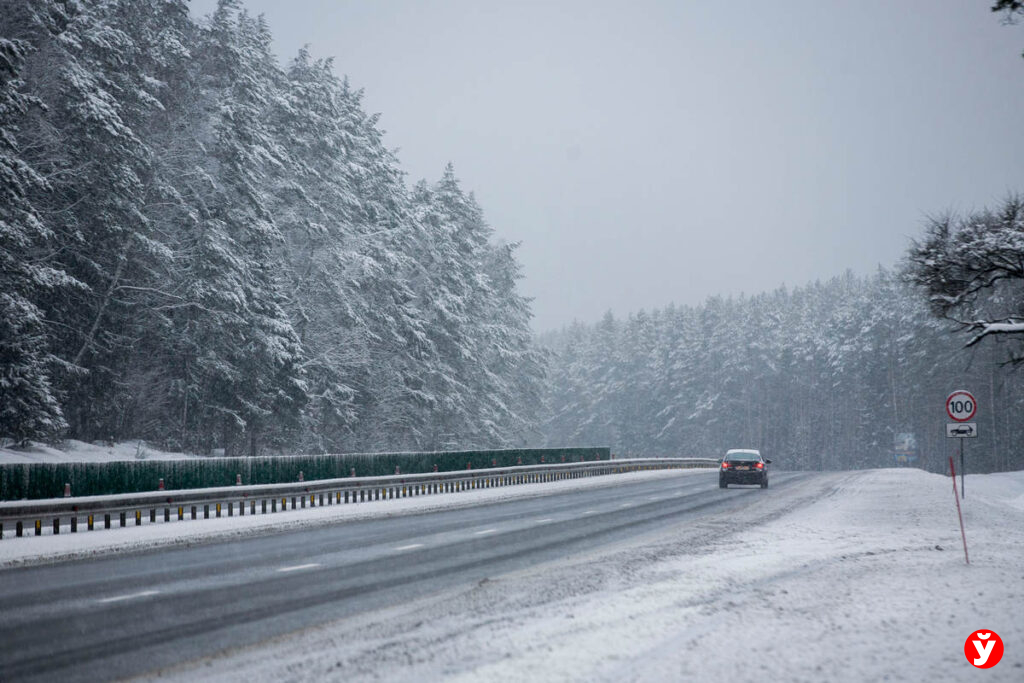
[720,471,766,485]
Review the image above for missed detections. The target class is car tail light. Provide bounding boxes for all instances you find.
[755,462,764,469]
[721,461,730,469]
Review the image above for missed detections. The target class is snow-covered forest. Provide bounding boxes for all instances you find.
[0,0,544,455]
[538,265,1024,474]
[2,0,1022,471]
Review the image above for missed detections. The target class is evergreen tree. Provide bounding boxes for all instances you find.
[0,4,75,443]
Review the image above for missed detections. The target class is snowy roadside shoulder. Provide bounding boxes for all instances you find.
[165,468,1024,683]
[466,467,1024,683]
[0,468,702,570]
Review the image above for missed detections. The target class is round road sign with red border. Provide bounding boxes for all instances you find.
[946,390,977,422]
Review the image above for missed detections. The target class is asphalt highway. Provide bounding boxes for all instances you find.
[0,469,815,681]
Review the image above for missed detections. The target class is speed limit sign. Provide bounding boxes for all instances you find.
[946,390,977,422]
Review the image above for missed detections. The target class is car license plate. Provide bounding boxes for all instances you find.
[736,466,749,470]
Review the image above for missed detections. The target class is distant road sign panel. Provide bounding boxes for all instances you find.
[946,422,977,438]
[946,390,977,422]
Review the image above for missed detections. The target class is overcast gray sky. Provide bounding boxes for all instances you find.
[192,0,1024,331]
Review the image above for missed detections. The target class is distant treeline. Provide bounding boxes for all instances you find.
[536,268,1024,474]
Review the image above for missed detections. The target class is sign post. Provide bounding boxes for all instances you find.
[948,456,970,565]
[945,390,977,499]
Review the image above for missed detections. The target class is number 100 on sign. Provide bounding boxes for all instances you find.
[946,390,977,422]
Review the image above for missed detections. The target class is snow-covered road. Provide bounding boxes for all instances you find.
[139,468,1024,682]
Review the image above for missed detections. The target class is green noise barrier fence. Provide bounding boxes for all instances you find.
[0,447,609,501]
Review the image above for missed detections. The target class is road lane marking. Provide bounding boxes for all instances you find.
[277,563,320,573]
[534,518,554,523]
[395,543,424,551]
[97,590,159,604]
[583,510,597,515]
[474,528,498,535]
[620,503,634,508]
[648,496,662,501]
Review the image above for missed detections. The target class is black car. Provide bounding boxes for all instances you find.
[719,449,771,488]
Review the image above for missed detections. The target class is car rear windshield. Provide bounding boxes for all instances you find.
[725,453,760,461]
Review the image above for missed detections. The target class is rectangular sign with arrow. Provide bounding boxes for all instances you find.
[946,422,977,438]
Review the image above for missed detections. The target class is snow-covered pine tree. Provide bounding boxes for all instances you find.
[170,0,305,455]
[407,167,504,449]
[6,0,192,441]
[267,49,425,453]
[0,3,75,443]
[477,239,548,445]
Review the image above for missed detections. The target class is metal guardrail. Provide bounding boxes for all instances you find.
[0,458,718,539]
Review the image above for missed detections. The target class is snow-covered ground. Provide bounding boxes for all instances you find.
[134,468,1024,682]
[0,439,195,464]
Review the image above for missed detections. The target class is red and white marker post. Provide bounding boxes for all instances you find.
[948,455,969,565]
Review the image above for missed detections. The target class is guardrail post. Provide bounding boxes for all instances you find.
[17,521,23,537]
[35,519,41,536]
[135,510,141,526]
[204,504,209,519]
[104,514,110,529]
[262,500,267,514]
[71,517,77,533]
[179,507,184,521]
[216,503,221,517]
[149,509,156,523]
[300,495,306,509]
[271,498,277,512]
[53,518,59,535]
[191,506,197,520]
[121,512,127,527]
[344,491,349,504]
[228,502,233,517]
[87,517,93,531]
[165,507,170,522]
[320,493,325,506]
[336,492,341,504]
